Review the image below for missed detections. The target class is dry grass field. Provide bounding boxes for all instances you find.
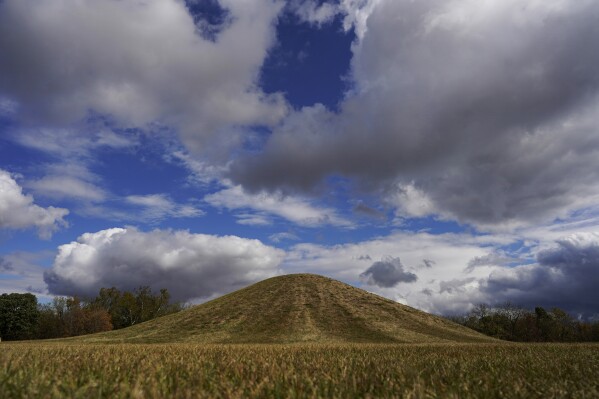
[2,342,598,398]
[2,276,597,398]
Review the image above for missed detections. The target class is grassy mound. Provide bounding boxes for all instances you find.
[69,274,493,343]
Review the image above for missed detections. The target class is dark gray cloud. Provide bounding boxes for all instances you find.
[360,257,417,288]
[44,227,284,302]
[231,0,599,229]
[422,259,435,269]
[482,233,599,317]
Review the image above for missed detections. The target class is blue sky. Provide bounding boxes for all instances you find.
[1,0,599,318]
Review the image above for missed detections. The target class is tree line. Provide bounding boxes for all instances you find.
[448,303,599,342]
[0,287,184,341]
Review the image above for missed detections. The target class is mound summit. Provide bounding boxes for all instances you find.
[74,274,492,343]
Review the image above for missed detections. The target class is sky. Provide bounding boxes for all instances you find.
[1,0,599,319]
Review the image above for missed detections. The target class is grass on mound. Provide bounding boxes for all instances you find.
[66,274,492,344]
[1,342,598,398]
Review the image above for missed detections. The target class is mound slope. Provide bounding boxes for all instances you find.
[73,274,492,343]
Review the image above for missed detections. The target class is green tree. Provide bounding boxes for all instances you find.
[0,293,39,340]
[90,287,122,322]
[37,303,64,339]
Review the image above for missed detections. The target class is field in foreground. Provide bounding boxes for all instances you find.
[1,343,598,398]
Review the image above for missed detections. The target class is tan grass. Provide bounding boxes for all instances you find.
[1,342,598,398]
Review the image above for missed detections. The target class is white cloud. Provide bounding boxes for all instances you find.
[0,169,69,239]
[386,182,437,219]
[205,184,352,227]
[0,0,287,152]
[235,213,273,226]
[290,0,339,25]
[12,128,135,158]
[125,194,204,221]
[269,232,300,243]
[44,227,285,302]
[14,128,135,204]
[338,0,381,39]
[29,175,107,202]
[167,150,225,186]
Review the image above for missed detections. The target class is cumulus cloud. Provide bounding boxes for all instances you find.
[44,227,285,301]
[0,169,68,238]
[0,0,287,152]
[482,232,599,317]
[232,0,599,230]
[360,257,418,287]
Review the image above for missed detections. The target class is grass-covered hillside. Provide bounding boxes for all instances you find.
[66,274,492,343]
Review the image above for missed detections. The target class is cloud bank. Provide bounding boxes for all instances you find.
[483,232,599,317]
[232,0,599,230]
[283,229,599,318]
[44,227,285,301]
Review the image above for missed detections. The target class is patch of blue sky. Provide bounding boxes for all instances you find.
[498,239,537,266]
[260,10,354,111]
[184,0,231,41]
[0,235,55,269]
[93,140,190,199]
[0,274,21,280]
[0,128,53,176]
